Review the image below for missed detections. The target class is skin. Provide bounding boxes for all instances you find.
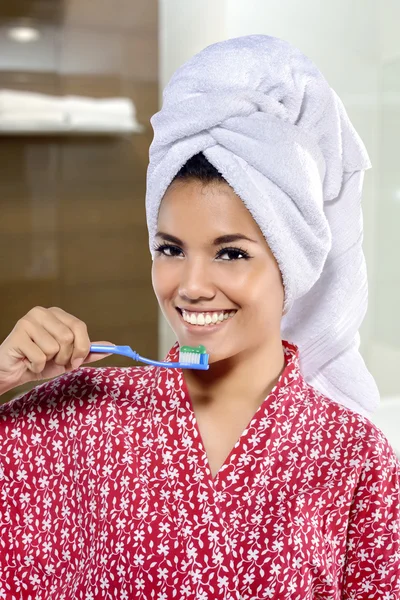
[152,179,287,477]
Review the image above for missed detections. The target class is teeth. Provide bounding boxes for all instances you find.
[181,309,236,326]
[197,314,205,325]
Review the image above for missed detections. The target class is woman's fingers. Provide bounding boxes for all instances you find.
[17,330,49,374]
[24,307,90,369]
[48,307,91,368]
[83,341,115,365]
[0,306,115,396]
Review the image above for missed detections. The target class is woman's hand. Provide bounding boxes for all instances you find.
[0,306,113,395]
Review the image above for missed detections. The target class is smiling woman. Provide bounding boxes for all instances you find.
[0,34,399,600]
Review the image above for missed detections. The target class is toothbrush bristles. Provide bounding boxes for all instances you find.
[178,345,209,369]
[179,352,197,364]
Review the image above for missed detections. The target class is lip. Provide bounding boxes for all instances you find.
[176,307,236,334]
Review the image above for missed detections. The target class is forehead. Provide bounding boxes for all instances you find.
[158,180,264,240]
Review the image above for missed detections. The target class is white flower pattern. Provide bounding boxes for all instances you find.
[0,341,399,599]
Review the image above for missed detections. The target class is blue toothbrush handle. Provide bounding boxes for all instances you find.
[90,344,172,366]
[90,344,139,360]
[89,343,209,370]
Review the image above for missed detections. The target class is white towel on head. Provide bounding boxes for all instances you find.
[145,34,380,417]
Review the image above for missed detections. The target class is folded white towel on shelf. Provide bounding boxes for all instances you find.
[68,114,143,132]
[0,110,65,131]
[0,111,65,123]
[0,90,62,112]
[64,96,135,118]
[0,89,142,133]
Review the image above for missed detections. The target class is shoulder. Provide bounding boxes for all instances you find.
[0,364,158,442]
[304,382,399,474]
[0,364,162,490]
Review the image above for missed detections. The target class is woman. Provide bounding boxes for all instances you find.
[0,35,399,600]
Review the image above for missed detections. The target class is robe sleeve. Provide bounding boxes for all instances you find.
[341,435,400,599]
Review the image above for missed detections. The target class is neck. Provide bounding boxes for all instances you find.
[183,337,286,409]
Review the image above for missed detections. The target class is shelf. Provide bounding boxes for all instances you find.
[0,123,145,136]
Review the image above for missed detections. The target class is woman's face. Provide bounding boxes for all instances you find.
[151,179,285,363]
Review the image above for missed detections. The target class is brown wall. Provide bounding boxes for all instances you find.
[0,0,159,404]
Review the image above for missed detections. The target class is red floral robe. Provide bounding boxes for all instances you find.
[0,340,399,599]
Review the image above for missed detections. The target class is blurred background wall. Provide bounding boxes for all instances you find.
[0,0,159,404]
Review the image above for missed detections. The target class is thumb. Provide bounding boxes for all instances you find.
[79,341,115,367]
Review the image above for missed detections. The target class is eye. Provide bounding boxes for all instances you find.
[154,243,183,257]
[153,243,251,261]
[216,246,251,261]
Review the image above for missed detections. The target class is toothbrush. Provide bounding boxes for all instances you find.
[89,343,209,370]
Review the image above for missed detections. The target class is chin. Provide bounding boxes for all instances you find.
[203,344,239,365]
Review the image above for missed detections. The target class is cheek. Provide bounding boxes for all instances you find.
[239,265,284,311]
[151,261,177,301]
[151,262,163,301]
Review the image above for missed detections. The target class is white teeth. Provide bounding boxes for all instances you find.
[181,309,236,326]
[197,314,205,325]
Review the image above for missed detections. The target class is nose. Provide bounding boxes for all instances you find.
[178,257,216,302]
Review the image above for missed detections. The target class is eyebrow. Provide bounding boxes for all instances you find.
[155,232,258,245]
